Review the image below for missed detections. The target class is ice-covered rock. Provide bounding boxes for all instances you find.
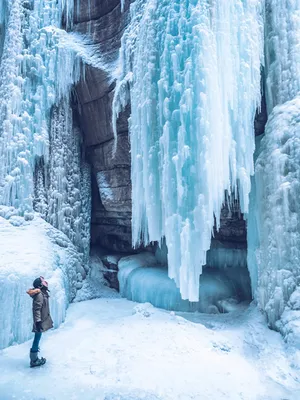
[100,254,123,291]
[289,288,300,311]
[278,309,300,349]
[74,253,121,303]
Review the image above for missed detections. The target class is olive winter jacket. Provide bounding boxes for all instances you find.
[27,288,53,333]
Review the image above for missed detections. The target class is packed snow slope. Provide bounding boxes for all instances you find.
[0,298,300,400]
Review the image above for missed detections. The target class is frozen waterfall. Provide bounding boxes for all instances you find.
[113,0,264,301]
[0,0,80,213]
[0,0,101,256]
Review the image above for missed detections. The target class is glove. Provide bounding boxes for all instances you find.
[36,321,42,332]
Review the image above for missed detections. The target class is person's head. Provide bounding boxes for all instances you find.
[33,276,49,291]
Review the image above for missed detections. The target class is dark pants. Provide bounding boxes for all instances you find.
[31,332,42,352]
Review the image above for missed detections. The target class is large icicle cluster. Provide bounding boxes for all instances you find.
[113,0,264,301]
[248,0,300,332]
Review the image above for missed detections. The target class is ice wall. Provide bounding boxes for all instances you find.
[113,0,264,301]
[46,101,91,260]
[0,0,98,349]
[0,0,79,212]
[247,0,300,330]
[0,208,84,349]
[0,0,99,256]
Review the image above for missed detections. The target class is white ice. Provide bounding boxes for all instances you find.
[0,298,299,400]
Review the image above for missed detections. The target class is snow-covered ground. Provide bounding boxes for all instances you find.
[0,298,299,400]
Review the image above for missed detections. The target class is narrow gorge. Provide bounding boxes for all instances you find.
[0,0,299,354]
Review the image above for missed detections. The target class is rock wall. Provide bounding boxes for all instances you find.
[74,0,133,252]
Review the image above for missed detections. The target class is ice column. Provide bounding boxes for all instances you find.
[113,0,264,301]
[47,101,91,260]
[248,0,300,327]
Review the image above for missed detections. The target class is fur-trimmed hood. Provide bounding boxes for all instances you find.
[27,288,41,298]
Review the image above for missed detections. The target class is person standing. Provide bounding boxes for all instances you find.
[27,276,53,368]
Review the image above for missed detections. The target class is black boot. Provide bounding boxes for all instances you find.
[30,349,46,368]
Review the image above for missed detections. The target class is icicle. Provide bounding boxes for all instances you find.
[113,0,264,301]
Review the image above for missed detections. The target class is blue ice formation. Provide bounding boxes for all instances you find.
[113,0,264,301]
[118,254,251,313]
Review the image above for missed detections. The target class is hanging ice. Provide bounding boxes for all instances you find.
[113,0,264,301]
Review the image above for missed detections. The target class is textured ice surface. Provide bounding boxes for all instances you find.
[250,98,300,329]
[247,0,300,331]
[46,102,91,259]
[0,208,83,349]
[113,0,264,301]
[0,0,97,350]
[0,1,102,257]
[264,0,300,113]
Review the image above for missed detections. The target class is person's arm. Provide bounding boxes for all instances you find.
[33,293,43,324]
